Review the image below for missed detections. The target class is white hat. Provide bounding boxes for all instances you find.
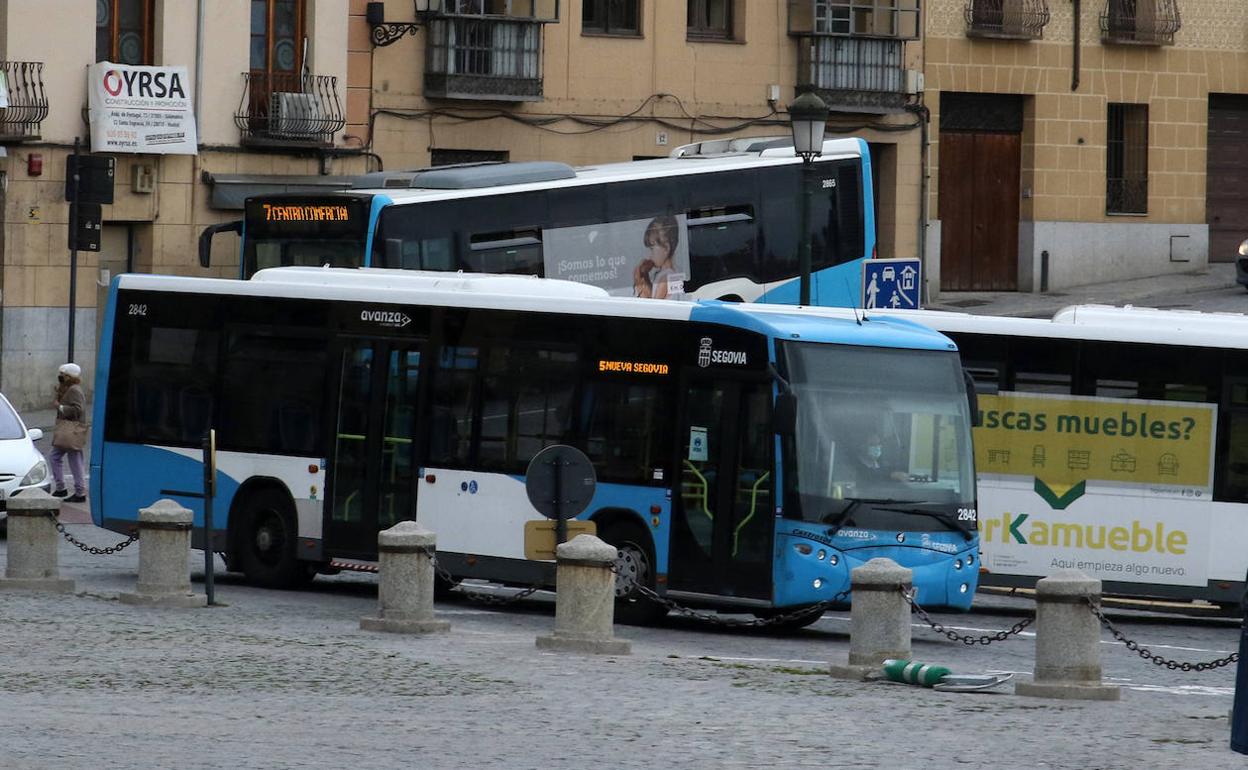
[58,363,81,378]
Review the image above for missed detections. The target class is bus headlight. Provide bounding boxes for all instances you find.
[813,578,823,589]
[959,583,969,594]
[954,559,963,570]
[816,549,826,561]
[21,460,48,486]
[828,554,838,566]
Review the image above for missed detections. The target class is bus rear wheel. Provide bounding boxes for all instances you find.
[599,521,668,626]
[235,489,313,589]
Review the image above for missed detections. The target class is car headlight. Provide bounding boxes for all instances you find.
[1239,239,1248,257]
[20,459,48,487]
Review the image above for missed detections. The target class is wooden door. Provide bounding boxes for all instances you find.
[939,131,1021,291]
[1207,96,1248,263]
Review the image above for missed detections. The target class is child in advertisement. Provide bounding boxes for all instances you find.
[633,215,687,300]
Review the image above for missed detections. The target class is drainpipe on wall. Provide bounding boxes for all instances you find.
[1072,0,1081,92]
[918,103,930,305]
[195,0,206,138]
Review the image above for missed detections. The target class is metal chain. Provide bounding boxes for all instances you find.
[47,511,139,556]
[421,547,543,606]
[1085,597,1240,672]
[618,563,849,628]
[904,587,1033,645]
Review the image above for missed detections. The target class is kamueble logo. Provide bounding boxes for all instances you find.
[979,511,1188,555]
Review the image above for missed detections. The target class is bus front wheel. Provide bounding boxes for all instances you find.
[599,521,668,626]
[235,488,313,589]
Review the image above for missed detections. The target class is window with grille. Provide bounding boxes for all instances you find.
[1107,103,1148,215]
[789,0,921,39]
[583,0,641,35]
[688,0,733,40]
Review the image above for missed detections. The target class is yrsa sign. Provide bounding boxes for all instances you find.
[87,62,197,155]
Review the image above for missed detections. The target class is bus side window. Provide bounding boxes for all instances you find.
[466,229,543,276]
[582,381,670,484]
[685,205,756,291]
[1220,381,1248,503]
[428,346,479,466]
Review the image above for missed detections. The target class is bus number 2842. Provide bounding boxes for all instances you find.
[128,303,147,316]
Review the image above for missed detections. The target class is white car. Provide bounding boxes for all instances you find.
[0,393,50,530]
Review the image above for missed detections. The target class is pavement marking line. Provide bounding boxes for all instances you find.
[705,656,830,667]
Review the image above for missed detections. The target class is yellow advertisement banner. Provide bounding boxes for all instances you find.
[974,392,1216,491]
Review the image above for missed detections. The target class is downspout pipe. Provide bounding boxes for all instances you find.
[195,0,206,137]
[1072,0,1081,92]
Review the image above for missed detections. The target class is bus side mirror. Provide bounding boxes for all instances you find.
[774,391,798,436]
[199,220,243,269]
[963,369,981,427]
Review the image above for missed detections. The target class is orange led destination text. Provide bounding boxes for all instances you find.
[598,360,669,375]
[263,204,351,222]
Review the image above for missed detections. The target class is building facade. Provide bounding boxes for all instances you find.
[358,0,927,285]
[0,0,367,409]
[926,0,1243,293]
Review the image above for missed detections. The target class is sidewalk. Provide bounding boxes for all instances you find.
[926,263,1240,318]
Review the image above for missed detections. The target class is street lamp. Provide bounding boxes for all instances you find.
[366,1,437,47]
[789,90,829,306]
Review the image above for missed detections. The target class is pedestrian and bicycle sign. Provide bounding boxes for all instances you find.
[862,258,921,310]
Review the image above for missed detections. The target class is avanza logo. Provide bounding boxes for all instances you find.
[360,309,412,329]
[102,68,187,100]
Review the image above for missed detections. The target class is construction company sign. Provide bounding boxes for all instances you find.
[88,62,198,155]
[974,391,1216,587]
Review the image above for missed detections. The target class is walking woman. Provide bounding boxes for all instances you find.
[50,363,88,503]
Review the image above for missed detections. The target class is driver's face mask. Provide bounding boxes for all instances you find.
[868,445,883,460]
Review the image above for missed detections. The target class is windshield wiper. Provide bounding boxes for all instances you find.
[820,498,907,537]
[871,504,975,542]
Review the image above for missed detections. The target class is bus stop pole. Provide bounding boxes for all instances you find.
[67,136,81,363]
[554,456,567,547]
[202,430,216,606]
[1231,568,1248,753]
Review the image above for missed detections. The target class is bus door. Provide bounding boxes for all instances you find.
[325,337,425,557]
[669,375,774,600]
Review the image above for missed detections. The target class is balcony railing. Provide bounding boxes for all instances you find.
[234,72,345,148]
[0,61,48,142]
[965,0,1050,39]
[424,16,544,102]
[1100,0,1180,45]
[798,36,909,113]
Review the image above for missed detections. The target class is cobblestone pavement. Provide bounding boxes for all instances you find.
[1,525,1245,770]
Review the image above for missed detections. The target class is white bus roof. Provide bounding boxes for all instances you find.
[113,267,954,352]
[359,137,865,206]
[854,304,1248,350]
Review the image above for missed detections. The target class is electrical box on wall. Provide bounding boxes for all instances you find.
[905,69,925,94]
[131,163,155,194]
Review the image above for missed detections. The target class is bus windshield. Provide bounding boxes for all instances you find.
[783,342,974,532]
[246,237,364,274]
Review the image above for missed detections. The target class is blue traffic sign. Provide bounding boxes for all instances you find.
[862,258,921,310]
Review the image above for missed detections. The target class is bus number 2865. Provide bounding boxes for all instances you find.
[128,303,148,317]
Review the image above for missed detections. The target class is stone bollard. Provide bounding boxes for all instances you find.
[360,521,450,634]
[536,534,630,655]
[0,488,75,593]
[119,500,207,608]
[1016,570,1120,701]
[830,558,912,680]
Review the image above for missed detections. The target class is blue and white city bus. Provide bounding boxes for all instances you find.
[199,136,876,308]
[91,267,976,624]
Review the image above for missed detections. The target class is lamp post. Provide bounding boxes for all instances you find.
[789,90,829,306]
[366,1,435,47]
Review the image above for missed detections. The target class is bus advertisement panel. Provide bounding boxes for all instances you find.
[544,215,690,300]
[975,391,1217,588]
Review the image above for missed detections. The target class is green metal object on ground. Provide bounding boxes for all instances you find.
[883,659,952,687]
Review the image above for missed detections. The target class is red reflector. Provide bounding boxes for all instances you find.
[426,474,436,483]
[308,464,318,473]
[650,505,661,514]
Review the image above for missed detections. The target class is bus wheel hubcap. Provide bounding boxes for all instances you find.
[614,544,647,598]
